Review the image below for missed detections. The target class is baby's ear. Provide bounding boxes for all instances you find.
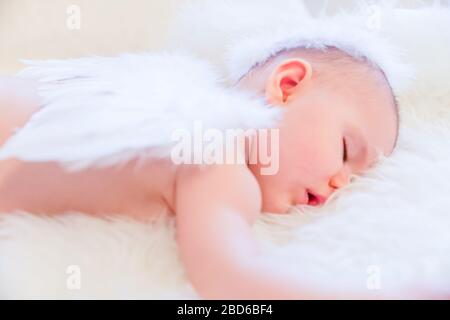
[265,58,312,105]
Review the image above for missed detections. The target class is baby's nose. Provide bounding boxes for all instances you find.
[329,169,350,189]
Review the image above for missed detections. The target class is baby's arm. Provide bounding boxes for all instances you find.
[175,163,331,299]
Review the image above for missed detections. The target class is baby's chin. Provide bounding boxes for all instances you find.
[261,203,290,214]
[259,190,294,214]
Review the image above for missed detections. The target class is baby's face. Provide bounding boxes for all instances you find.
[241,57,398,213]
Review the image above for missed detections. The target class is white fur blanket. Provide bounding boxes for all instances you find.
[1,2,450,299]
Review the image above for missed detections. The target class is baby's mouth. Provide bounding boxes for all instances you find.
[294,189,325,207]
[306,190,326,206]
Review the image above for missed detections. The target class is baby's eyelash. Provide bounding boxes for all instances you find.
[343,138,348,162]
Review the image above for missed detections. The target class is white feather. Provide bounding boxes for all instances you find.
[168,1,415,94]
[166,0,311,74]
[0,53,281,170]
[225,11,415,94]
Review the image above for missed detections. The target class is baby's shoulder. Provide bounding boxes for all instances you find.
[176,163,262,217]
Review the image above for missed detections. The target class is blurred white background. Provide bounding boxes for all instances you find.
[0,0,444,74]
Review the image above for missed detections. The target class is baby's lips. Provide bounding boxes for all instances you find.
[294,189,327,206]
[306,190,327,206]
[294,190,309,206]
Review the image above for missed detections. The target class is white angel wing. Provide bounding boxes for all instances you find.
[0,53,280,171]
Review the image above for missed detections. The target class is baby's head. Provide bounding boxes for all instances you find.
[238,47,398,213]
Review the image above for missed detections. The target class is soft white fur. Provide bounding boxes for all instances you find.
[1,2,450,299]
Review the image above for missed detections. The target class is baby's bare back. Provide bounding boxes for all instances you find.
[0,158,177,220]
[0,77,177,220]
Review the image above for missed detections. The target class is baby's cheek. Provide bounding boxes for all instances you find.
[295,139,338,183]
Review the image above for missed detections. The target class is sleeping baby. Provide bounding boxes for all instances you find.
[0,17,408,299]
